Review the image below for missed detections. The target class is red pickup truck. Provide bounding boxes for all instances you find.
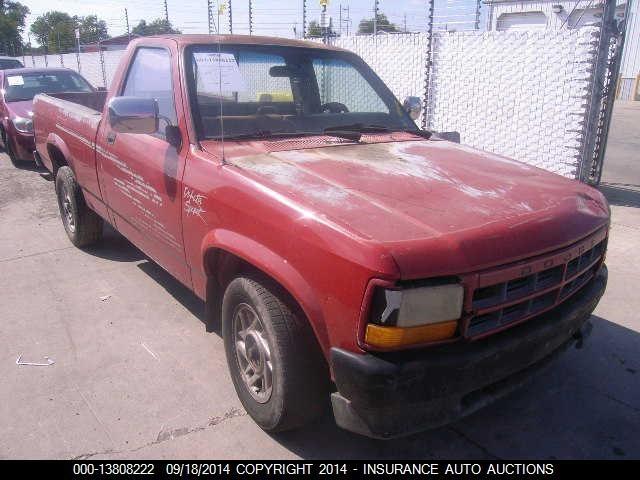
[33,35,609,439]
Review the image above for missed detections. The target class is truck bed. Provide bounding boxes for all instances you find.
[33,91,106,201]
[46,91,108,113]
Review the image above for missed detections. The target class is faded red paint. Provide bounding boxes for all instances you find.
[33,35,610,365]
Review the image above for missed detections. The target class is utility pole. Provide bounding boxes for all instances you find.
[474,0,481,30]
[249,0,253,35]
[164,0,169,22]
[404,13,407,33]
[125,8,131,40]
[228,0,233,34]
[339,3,342,36]
[373,0,379,36]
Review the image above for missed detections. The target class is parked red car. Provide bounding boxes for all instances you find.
[0,68,95,165]
[33,36,609,438]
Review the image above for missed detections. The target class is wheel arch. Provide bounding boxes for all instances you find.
[201,229,331,359]
[45,133,72,176]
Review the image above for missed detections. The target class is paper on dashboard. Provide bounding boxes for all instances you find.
[194,52,247,95]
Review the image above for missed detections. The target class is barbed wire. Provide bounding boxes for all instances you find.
[8,0,489,57]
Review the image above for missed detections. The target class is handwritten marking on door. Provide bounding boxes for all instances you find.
[184,187,207,223]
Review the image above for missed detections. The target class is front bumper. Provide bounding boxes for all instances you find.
[330,265,607,439]
[10,130,36,162]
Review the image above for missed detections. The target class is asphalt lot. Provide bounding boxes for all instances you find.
[0,102,639,459]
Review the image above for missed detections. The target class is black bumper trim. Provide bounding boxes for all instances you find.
[330,265,607,439]
[33,150,44,168]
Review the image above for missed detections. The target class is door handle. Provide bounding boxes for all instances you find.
[106,131,117,144]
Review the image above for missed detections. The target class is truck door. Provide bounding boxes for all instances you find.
[96,46,191,287]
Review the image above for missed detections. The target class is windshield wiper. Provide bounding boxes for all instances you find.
[324,123,432,139]
[324,123,389,134]
[214,130,317,141]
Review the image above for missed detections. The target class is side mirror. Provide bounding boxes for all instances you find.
[436,131,461,143]
[403,96,422,120]
[165,125,182,151]
[108,96,158,134]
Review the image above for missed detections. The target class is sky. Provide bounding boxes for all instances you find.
[21,0,482,45]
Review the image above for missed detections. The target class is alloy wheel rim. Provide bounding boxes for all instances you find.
[233,303,273,403]
[61,185,75,233]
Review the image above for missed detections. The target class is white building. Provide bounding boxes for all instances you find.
[484,0,639,100]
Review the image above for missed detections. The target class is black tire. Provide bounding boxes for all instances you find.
[1,130,19,166]
[55,166,103,247]
[222,276,329,432]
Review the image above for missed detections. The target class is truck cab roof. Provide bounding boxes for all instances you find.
[132,34,347,52]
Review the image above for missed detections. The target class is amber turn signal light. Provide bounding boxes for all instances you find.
[365,320,457,348]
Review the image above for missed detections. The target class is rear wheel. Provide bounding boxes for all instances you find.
[55,166,103,247]
[222,276,329,432]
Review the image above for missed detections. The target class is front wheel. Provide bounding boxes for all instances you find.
[1,130,20,166]
[55,166,103,247]
[222,276,329,432]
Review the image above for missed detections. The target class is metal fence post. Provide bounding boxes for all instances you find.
[28,34,35,67]
[586,0,632,184]
[302,0,307,39]
[207,0,213,34]
[125,8,131,40]
[579,0,617,182]
[99,40,107,87]
[75,27,81,72]
[373,0,379,36]
[421,0,435,130]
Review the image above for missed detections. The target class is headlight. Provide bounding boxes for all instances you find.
[365,283,464,349]
[12,116,33,134]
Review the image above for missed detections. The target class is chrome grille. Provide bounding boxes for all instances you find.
[468,235,606,337]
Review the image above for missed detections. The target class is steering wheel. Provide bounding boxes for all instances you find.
[320,102,349,114]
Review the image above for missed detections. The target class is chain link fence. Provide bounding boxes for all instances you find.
[10,0,627,184]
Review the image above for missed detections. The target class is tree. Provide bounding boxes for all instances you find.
[0,1,29,55]
[31,11,111,53]
[131,18,181,36]
[74,15,109,44]
[30,11,76,53]
[307,20,321,37]
[306,19,336,38]
[357,13,398,34]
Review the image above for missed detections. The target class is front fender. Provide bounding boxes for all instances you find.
[200,228,331,354]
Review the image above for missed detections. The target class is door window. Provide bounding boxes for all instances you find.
[122,47,177,137]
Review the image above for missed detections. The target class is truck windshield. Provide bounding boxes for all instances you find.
[186,45,418,140]
[3,71,93,102]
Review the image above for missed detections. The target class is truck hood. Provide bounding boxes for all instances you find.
[227,139,609,277]
[5,100,33,119]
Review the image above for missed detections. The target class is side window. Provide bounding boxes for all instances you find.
[312,58,388,113]
[122,48,177,137]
